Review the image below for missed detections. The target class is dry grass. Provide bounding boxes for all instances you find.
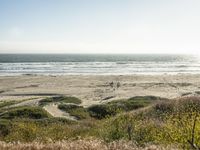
[0,139,178,150]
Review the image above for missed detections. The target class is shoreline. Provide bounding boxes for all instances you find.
[1,72,200,77]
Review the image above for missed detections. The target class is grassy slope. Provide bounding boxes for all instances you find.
[0,96,200,149]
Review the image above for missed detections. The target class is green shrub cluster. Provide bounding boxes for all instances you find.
[58,104,90,120]
[96,97,200,149]
[1,96,200,149]
[39,96,82,106]
[0,106,51,119]
[88,96,159,119]
[57,96,158,120]
[0,101,18,109]
[0,118,96,142]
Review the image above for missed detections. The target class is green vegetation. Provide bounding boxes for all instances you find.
[1,96,200,149]
[57,96,159,120]
[58,104,90,120]
[0,106,51,119]
[39,96,82,106]
[0,119,11,137]
[0,117,96,142]
[0,98,39,113]
[96,97,200,149]
[88,96,160,119]
[0,101,18,109]
[0,101,19,114]
[88,104,119,119]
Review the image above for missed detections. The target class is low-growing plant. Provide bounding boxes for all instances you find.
[0,106,51,119]
[88,96,160,119]
[95,96,200,148]
[0,118,97,142]
[1,95,200,149]
[97,113,162,145]
[158,97,200,149]
[87,104,121,119]
[39,96,82,106]
[0,119,11,137]
[0,101,17,109]
[58,104,90,120]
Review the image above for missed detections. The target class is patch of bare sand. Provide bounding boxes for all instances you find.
[43,103,77,120]
[0,74,200,107]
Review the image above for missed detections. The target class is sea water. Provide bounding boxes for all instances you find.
[0,54,199,76]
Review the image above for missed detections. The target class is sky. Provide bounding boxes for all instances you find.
[0,0,200,54]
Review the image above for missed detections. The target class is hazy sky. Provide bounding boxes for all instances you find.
[0,0,200,54]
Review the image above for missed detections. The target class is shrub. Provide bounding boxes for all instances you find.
[58,104,81,110]
[97,113,161,145]
[158,97,200,149]
[129,96,166,101]
[39,96,82,106]
[0,106,51,119]
[0,120,11,137]
[177,96,200,113]
[149,101,174,119]
[1,96,200,149]
[87,104,121,119]
[96,96,200,148]
[58,104,90,120]
[0,101,18,109]
[88,96,160,119]
[1,118,96,142]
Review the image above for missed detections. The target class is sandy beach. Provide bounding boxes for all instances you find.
[0,74,200,106]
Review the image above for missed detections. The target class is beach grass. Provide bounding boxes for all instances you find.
[39,96,82,106]
[87,96,160,119]
[0,106,51,120]
[0,96,200,149]
[58,104,90,120]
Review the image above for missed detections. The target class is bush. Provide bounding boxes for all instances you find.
[0,101,18,109]
[88,96,160,119]
[35,117,76,125]
[58,104,90,120]
[87,104,120,119]
[129,96,166,101]
[0,106,51,119]
[177,96,200,113]
[149,96,200,119]
[158,97,200,148]
[96,96,200,148]
[97,113,161,145]
[1,96,200,149]
[149,101,174,119]
[0,120,11,137]
[39,96,82,106]
[0,118,96,142]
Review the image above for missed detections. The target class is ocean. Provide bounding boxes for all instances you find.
[0,54,199,76]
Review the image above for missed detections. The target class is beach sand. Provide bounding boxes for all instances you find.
[0,74,200,106]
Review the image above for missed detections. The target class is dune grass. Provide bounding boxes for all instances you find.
[88,96,160,119]
[58,104,90,120]
[57,96,160,120]
[0,106,51,120]
[0,139,178,150]
[0,96,200,149]
[39,96,82,106]
[0,101,18,109]
[96,96,200,149]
